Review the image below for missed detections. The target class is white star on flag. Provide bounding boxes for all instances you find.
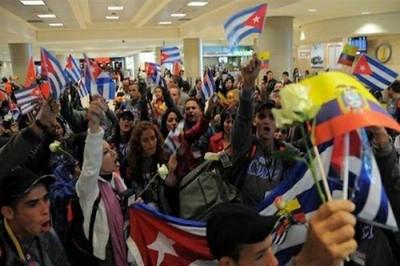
[147,232,178,266]
[253,15,260,23]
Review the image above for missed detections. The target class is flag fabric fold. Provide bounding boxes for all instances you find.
[40,47,67,99]
[353,54,398,91]
[96,71,116,100]
[224,4,267,50]
[83,54,115,100]
[330,129,398,230]
[163,121,185,156]
[160,47,181,65]
[201,69,216,100]
[145,62,162,85]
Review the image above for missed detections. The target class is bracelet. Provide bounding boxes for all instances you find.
[35,119,49,131]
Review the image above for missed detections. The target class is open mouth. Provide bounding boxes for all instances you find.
[41,221,51,232]
[264,126,271,132]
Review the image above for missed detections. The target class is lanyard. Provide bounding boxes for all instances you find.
[4,218,45,265]
[4,218,27,261]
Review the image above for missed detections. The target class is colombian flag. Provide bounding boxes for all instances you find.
[301,72,400,145]
[337,44,357,67]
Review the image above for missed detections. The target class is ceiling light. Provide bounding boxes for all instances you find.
[187,1,208,6]
[20,0,45,5]
[38,14,56,18]
[171,13,186,17]
[159,21,172,25]
[49,23,63,27]
[107,6,124,11]
[361,11,370,15]
[308,8,317,12]
[106,16,119,20]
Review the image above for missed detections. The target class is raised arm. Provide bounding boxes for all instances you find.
[231,54,261,154]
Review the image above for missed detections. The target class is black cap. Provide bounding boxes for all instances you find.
[255,100,276,113]
[0,168,55,207]
[118,109,134,120]
[206,203,278,260]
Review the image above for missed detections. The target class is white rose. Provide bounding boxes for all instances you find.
[157,164,169,180]
[49,140,61,153]
[3,113,12,122]
[271,84,320,128]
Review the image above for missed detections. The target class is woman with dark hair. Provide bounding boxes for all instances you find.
[110,109,135,162]
[160,107,183,139]
[209,108,236,154]
[120,121,174,211]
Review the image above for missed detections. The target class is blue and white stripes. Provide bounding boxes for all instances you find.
[354,54,398,91]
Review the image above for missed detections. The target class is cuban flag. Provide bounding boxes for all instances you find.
[8,99,21,120]
[160,46,181,65]
[127,203,215,266]
[19,102,37,115]
[83,53,102,95]
[77,78,89,99]
[330,129,397,230]
[145,62,162,85]
[14,84,42,106]
[96,71,116,100]
[224,4,267,50]
[40,47,67,99]
[65,54,81,84]
[353,54,398,91]
[163,121,184,156]
[201,69,216,100]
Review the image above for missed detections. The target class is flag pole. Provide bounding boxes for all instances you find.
[313,145,332,201]
[342,132,350,200]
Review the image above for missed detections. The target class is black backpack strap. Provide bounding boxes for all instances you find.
[88,193,102,244]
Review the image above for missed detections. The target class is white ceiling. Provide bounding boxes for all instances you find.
[0,0,399,59]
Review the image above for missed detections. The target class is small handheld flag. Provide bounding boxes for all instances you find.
[353,54,398,91]
[160,46,181,65]
[337,44,357,67]
[224,4,267,50]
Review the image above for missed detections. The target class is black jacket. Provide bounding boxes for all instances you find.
[0,221,70,266]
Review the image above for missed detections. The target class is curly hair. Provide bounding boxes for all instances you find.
[127,121,165,172]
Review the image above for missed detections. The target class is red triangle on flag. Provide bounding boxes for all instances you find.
[31,86,43,98]
[65,56,73,70]
[161,53,168,64]
[353,54,372,75]
[243,4,267,30]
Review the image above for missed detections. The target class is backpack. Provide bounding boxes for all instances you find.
[178,143,257,221]
[65,194,101,266]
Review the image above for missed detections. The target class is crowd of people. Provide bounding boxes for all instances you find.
[0,54,399,266]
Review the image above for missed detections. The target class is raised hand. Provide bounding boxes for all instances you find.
[88,95,107,133]
[36,95,60,129]
[241,53,261,91]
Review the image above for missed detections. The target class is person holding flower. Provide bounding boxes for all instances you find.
[119,120,177,213]
[75,95,129,265]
